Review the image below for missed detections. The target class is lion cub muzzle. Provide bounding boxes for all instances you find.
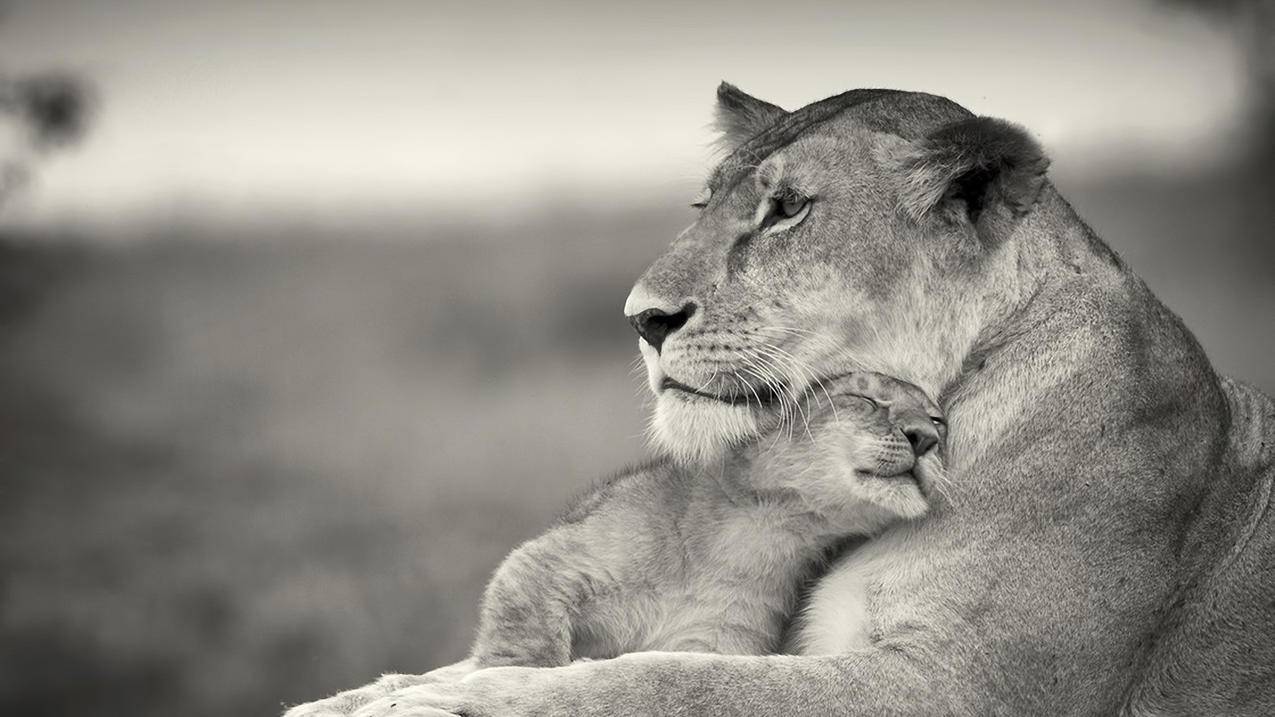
[816,373,946,485]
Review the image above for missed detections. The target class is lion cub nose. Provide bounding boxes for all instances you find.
[899,416,940,456]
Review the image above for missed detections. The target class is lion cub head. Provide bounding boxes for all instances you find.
[736,371,946,534]
[626,84,1051,465]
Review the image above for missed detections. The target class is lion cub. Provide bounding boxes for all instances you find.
[469,371,944,668]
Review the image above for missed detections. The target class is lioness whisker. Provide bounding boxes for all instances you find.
[690,368,721,396]
[755,325,821,337]
[746,352,813,445]
[729,366,767,422]
[751,342,831,432]
[751,349,820,442]
[755,326,872,381]
[737,361,795,454]
[754,342,834,420]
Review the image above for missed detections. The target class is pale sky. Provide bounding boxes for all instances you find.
[0,0,1247,228]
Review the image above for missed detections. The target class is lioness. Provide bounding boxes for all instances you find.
[288,85,1275,716]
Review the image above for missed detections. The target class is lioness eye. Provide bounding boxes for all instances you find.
[757,187,812,233]
[778,189,808,218]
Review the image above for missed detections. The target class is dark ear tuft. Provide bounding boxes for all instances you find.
[897,117,1049,233]
[714,82,787,152]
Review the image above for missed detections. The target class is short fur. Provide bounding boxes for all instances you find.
[285,84,1275,717]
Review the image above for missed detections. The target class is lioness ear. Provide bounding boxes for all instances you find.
[896,117,1049,236]
[714,81,787,152]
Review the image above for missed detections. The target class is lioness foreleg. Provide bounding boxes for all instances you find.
[346,648,959,717]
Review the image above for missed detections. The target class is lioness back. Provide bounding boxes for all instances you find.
[1123,378,1275,714]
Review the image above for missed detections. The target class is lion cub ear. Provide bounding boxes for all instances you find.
[714,81,787,152]
[895,117,1049,238]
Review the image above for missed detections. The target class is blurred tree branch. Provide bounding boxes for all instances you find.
[4,73,95,148]
[0,72,95,208]
[1157,0,1274,269]
[1161,0,1275,169]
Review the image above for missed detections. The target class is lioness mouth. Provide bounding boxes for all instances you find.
[660,377,780,406]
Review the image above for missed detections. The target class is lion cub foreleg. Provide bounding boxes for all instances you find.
[471,534,588,668]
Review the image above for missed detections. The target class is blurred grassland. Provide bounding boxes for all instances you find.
[0,170,1272,717]
[0,210,681,716]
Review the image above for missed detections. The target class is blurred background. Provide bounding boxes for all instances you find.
[0,1,1271,715]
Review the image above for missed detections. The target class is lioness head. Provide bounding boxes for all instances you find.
[627,84,1051,464]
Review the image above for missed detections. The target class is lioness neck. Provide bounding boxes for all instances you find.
[920,188,1168,466]
[948,192,1226,482]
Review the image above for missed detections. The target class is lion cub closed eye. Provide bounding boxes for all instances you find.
[464,371,944,671]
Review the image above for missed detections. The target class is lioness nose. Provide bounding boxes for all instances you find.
[628,304,695,352]
[899,417,939,456]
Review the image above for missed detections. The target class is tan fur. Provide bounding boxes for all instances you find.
[285,85,1275,717]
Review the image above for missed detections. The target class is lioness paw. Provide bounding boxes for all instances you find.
[284,661,480,717]
[351,665,556,717]
[283,689,370,717]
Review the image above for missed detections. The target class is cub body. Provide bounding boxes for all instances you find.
[470,371,944,668]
